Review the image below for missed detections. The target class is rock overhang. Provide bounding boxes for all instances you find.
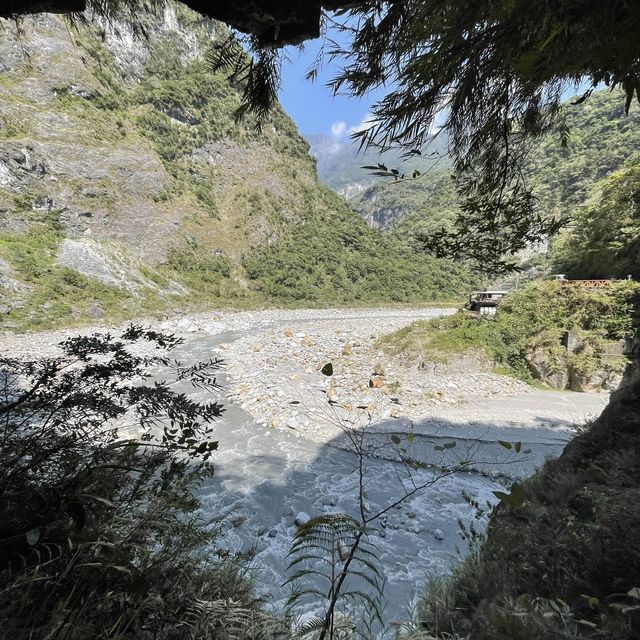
[1,0,358,46]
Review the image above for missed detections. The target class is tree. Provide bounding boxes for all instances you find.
[0,327,286,639]
[207,0,640,270]
[551,155,640,279]
[316,1,639,270]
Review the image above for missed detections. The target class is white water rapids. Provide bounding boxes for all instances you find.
[166,326,607,622]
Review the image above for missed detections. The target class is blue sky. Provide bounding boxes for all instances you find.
[277,18,594,140]
[278,33,386,138]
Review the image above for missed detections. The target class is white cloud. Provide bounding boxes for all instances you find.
[330,121,348,137]
[330,113,376,139]
[348,112,374,134]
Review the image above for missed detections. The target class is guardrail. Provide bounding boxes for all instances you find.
[560,279,613,287]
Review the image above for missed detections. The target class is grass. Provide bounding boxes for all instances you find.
[379,313,506,366]
[379,280,640,385]
[0,213,166,330]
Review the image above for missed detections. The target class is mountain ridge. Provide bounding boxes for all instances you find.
[307,90,640,236]
[0,5,475,330]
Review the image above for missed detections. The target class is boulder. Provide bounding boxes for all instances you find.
[295,511,311,526]
[525,347,567,389]
[86,302,104,319]
[569,367,623,393]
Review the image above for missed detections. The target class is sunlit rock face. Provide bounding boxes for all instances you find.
[0,4,333,326]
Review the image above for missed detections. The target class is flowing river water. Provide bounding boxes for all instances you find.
[165,321,608,623]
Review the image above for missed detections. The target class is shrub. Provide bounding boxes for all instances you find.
[381,280,640,383]
[242,203,477,304]
[0,327,285,639]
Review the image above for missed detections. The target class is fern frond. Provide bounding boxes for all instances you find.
[287,569,334,585]
[285,512,385,639]
[342,569,382,590]
[286,588,328,607]
[287,554,334,568]
[295,615,326,637]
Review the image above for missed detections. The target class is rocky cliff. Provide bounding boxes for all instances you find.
[0,5,475,330]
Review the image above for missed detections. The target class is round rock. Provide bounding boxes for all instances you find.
[295,512,311,526]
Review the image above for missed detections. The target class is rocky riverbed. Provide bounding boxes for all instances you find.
[0,306,611,619]
[0,306,608,448]
[217,309,533,444]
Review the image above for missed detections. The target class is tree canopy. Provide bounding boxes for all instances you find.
[319,0,640,271]
[551,155,640,279]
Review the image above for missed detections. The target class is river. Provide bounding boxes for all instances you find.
[1,308,606,624]
[165,317,608,624]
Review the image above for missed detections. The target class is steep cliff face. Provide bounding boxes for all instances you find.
[0,6,475,329]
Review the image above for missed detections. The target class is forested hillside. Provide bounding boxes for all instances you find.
[551,155,640,279]
[0,7,474,331]
[316,90,640,239]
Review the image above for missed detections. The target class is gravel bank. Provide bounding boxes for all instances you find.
[217,309,537,444]
[0,307,608,447]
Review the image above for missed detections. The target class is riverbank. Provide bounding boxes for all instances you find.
[220,310,532,441]
[1,306,609,451]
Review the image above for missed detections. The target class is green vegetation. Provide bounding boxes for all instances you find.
[551,155,640,279]
[130,25,309,169]
[297,0,640,268]
[349,90,640,252]
[243,189,476,304]
[134,36,243,161]
[0,212,167,330]
[2,5,639,640]
[0,329,286,639]
[102,16,474,310]
[381,280,639,385]
[382,311,510,366]
[0,9,480,332]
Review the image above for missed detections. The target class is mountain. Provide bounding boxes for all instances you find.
[306,131,451,211]
[309,90,640,234]
[0,6,476,330]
